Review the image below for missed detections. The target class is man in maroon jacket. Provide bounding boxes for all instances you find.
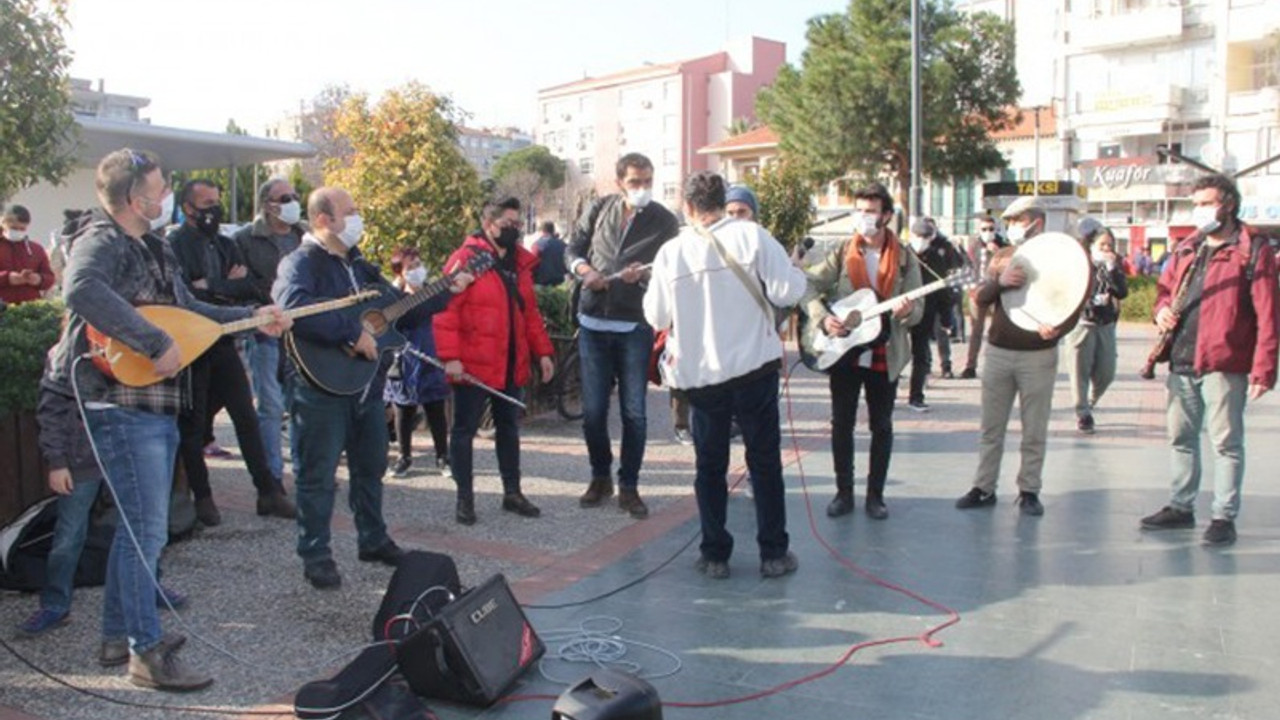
[1140,174,1279,546]
[1,204,55,304]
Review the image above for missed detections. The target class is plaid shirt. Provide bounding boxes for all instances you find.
[103,234,184,415]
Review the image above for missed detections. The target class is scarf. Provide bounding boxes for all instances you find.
[844,232,900,298]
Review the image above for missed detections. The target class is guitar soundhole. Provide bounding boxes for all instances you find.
[363,311,388,337]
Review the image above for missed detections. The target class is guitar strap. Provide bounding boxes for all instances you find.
[694,225,774,322]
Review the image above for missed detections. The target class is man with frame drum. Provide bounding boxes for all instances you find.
[955,195,1084,517]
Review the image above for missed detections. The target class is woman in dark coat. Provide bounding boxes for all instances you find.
[385,247,451,476]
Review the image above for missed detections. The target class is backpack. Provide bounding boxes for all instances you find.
[0,494,113,592]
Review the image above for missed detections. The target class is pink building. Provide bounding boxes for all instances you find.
[535,37,785,208]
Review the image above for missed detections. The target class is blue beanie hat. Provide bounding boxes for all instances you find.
[725,185,759,217]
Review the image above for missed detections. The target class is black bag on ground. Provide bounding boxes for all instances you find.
[293,644,438,720]
[0,493,114,592]
[372,550,462,642]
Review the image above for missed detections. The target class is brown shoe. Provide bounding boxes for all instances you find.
[194,497,221,527]
[617,488,649,519]
[256,491,296,519]
[579,477,614,508]
[128,639,213,692]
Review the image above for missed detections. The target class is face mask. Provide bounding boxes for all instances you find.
[1006,223,1028,244]
[3,229,26,242]
[855,213,880,237]
[910,236,927,253]
[193,205,224,235]
[1191,205,1221,235]
[337,213,364,248]
[627,188,652,209]
[145,193,175,232]
[979,230,995,243]
[277,200,302,225]
[496,226,521,250]
[404,266,428,287]
[1091,248,1115,266]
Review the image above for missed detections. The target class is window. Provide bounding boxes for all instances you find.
[663,147,678,166]
[953,178,975,235]
[663,183,679,202]
[578,126,594,150]
[1098,143,1121,159]
[1250,44,1280,89]
[1018,167,1036,180]
[1000,168,1017,182]
[930,182,945,218]
[579,158,594,175]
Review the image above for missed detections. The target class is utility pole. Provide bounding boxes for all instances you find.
[910,0,923,223]
[1033,105,1043,196]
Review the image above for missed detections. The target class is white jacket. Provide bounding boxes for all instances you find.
[643,217,806,390]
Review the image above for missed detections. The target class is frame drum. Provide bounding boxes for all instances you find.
[1002,232,1091,332]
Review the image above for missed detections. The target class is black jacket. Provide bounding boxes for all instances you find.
[232,216,307,304]
[1082,260,1128,325]
[566,195,679,322]
[167,223,259,306]
[36,383,99,478]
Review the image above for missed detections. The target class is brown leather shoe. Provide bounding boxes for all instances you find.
[194,497,221,527]
[256,491,296,519]
[128,638,213,692]
[617,488,649,519]
[501,492,541,518]
[579,477,614,507]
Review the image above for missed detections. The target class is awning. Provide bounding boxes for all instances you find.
[74,116,316,171]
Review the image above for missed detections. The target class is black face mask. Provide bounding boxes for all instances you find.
[193,205,224,235]
[495,226,521,250]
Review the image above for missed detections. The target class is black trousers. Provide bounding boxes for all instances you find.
[909,304,938,404]
[178,338,279,500]
[393,400,449,461]
[828,364,895,498]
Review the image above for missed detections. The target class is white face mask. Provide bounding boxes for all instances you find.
[979,230,995,243]
[1191,205,1221,235]
[627,188,652,209]
[277,200,302,226]
[404,266,427,287]
[855,213,880,237]
[1091,248,1114,267]
[910,236,928,253]
[1006,223,1029,244]
[3,228,26,242]
[146,193,175,232]
[337,213,364,249]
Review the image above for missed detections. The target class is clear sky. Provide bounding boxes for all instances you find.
[64,0,844,137]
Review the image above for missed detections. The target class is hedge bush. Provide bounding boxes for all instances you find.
[0,299,63,414]
[535,282,575,337]
[1120,275,1157,323]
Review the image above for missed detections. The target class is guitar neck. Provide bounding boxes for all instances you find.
[380,272,459,323]
[860,276,955,318]
[219,292,378,335]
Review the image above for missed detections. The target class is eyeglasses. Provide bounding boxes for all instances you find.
[271,193,299,204]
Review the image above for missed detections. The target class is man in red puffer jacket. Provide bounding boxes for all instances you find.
[435,196,556,526]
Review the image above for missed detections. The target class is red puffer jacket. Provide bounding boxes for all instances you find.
[434,234,554,389]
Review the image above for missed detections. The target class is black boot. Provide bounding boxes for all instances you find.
[826,479,854,518]
[455,494,476,526]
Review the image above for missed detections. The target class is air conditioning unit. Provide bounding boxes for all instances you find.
[561,113,572,121]
[577,141,587,150]
[640,100,653,109]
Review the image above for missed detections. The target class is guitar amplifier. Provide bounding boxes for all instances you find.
[397,573,544,706]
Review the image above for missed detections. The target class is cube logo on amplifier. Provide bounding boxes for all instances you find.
[398,573,545,707]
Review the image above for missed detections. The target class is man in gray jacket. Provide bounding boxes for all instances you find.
[45,148,290,691]
[567,153,680,519]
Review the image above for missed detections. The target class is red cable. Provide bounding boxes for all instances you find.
[508,343,961,710]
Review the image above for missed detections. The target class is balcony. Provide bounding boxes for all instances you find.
[1072,86,1186,135]
[1227,0,1280,44]
[1227,87,1280,123]
[1070,4,1184,53]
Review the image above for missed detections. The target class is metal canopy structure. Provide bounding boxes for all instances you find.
[74,116,315,172]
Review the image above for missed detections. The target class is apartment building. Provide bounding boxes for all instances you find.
[458,126,533,180]
[535,37,785,207]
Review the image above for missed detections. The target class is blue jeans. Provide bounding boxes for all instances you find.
[40,474,103,614]
[248,334,286,481]
[84,406,177,653]
[578,325,652,488]
[1166,372,1248,521]
[450,383,524,499]
[291,383,390,564]
[687,369,789,563]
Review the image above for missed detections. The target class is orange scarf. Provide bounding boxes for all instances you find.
[845,232,900,298]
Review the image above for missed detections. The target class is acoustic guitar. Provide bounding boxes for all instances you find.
[800,268,976,372]
[285,252,495,396]
[86,290,380,387]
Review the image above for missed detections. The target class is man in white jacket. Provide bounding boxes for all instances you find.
[643,171,806,580]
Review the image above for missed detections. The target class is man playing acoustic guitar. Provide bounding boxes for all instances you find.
[44,148,292,691]
[801,182,922,520]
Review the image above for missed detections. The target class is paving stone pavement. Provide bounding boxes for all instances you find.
[3,323,1280,720]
